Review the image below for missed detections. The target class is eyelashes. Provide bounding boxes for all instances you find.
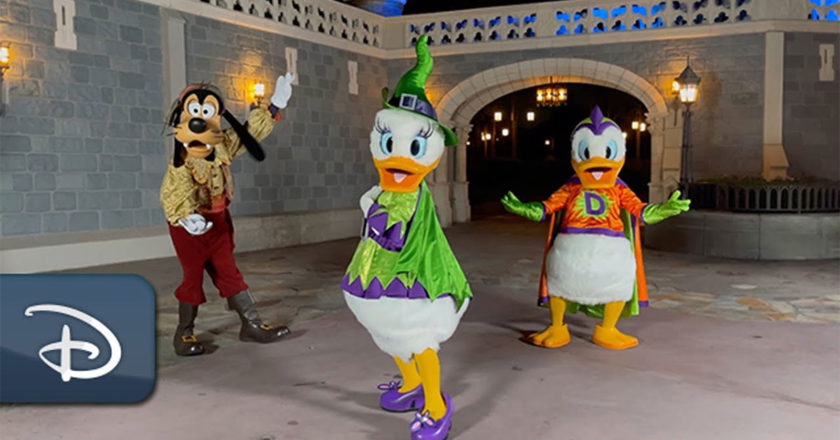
[374,118,391,134]
[416,121,435,139]
[374,118,434,138]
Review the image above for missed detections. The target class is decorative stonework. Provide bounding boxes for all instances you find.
[204,0,383,47]
[402,0,760,48]
[53,0,77,50]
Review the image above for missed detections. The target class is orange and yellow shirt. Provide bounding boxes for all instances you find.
[542,177,647,237]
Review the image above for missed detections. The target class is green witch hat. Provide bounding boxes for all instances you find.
[382,35,458,146]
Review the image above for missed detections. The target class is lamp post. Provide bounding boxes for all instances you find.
[675,59,700,195]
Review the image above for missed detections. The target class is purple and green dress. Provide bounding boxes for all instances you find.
[342,181,471,362]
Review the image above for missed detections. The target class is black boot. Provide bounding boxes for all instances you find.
[173,302,205,356]
[226,291,290,343]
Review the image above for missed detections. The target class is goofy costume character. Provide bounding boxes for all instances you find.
[502,107,690,350]
[160,73,294,356]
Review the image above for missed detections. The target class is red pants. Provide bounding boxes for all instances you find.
[168,209,248,305]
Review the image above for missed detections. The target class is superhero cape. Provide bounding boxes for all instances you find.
[537,209,648,319]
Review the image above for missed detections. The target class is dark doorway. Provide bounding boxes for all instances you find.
[467,83,651,217]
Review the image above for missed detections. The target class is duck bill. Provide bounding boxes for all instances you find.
[374,156,438,193]
[572,157,624,189]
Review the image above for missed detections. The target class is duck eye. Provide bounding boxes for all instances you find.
[379,132,394,155]
[577,140,590,160]
[606,139,619,159]
[410,137,427,158]
[201,103,216,118]
[187,102,201,116]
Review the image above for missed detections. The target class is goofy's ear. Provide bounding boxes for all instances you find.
[166,97,182,128]
[173,138,186,168]
[221,109,266,162]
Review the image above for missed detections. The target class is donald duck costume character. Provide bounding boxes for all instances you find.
[341,35,470,440]
[502,107,690,350]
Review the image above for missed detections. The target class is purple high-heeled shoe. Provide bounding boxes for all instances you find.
[378,381,424,412]
[409,393,452,440]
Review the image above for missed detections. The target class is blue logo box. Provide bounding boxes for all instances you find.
[0,274,156,403]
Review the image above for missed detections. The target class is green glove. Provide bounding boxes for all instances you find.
[501,191,544,222]
[642,190,691,224]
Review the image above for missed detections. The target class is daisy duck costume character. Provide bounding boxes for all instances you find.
[341,36,471,440]
[502,107,690,350]
[160,73,295,356]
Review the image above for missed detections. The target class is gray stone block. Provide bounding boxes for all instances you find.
[100,87,114,104]
[102,210,134,229]
[34,173,56,190]
[53,191,77,210]
[114,155,142,171]
[73,16,97,35]
[86,173,107,190]
[119,25,144,44]
[71,65,90,83]
[85,138,104,153]
[25,192,51,212]
[12,173,32,191]
[43,212,68,233]
[55,174,84,189]
[1,213,42,235]
[98,155,114,171]
[19,117,55,135]
[1,135,32,152]
[67,84,100,102]
[50,137,84,153]
[118,72,146,89]
[60,154,97,171]
[120,190,142,208]
[78,192,121,210]
[68,211,99,232]
[139,172,163,189]
[25,59,45,79]
[27,154,59,171]
[68,52,94,66]
[90,5,109,20]
[27,26,54,44]
[108,173,136,189]
[0,193,24,213]
[115,0,142,13]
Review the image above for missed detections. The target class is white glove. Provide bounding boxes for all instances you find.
[270,72,294,109]
[360,185,382,215]
[178,214,213,236]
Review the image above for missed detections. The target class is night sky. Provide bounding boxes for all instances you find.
[403,0,540,14]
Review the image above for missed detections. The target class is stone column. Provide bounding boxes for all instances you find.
[429,134,453,227]
[452,124,472,223]
[762,31,790,180]
[649,112,678,204]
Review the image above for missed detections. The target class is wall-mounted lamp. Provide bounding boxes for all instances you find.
[501,128,510,137]
[526,111,535,122]
[622,132,628,139]
[493,111,502,122]
[252,82,265,108]
[0,42,10,117]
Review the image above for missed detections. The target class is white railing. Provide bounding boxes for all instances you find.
[196,0,385,47]
[180,0,837,51]
[392,0,837,48]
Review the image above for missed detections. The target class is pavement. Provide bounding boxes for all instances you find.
[2,215,839,440]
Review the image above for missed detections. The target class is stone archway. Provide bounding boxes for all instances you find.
[432,58,682,224]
